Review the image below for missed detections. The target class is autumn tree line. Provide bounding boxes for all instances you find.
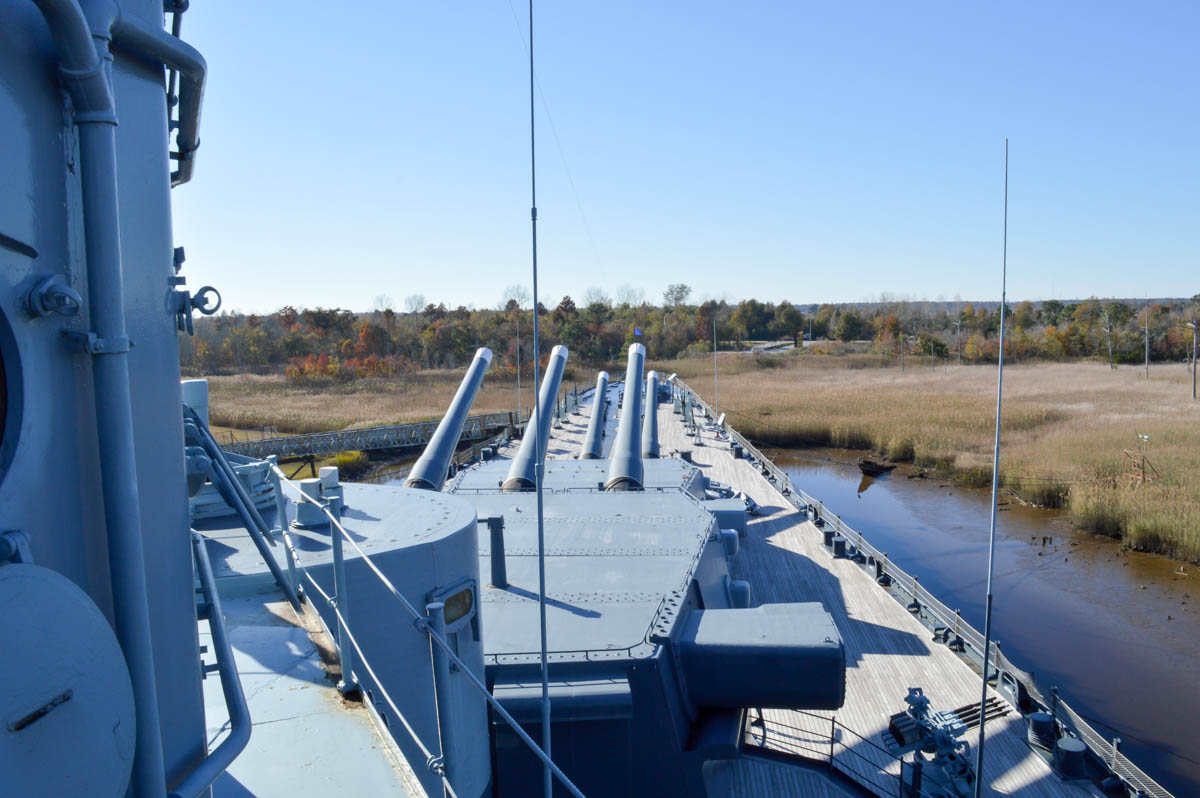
[178,285,1200,382]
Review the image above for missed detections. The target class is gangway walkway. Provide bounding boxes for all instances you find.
[224,410,524,460]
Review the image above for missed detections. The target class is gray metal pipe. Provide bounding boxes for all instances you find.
[642,370,660,459]
[170,533,251,798]
[194,416,277,545]
[502,345,569,491]
[185,414,302,612]
[405,348,493,491]
[31,4,168,795]
[106,10,206,186]
[578,371,609,459]
[605,344,646,491]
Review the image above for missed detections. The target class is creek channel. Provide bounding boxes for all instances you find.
[768,449,1200,796]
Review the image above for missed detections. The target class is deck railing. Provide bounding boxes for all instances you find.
[265,463,585,798]
[748,709,955,798]
[674,379,1173,798]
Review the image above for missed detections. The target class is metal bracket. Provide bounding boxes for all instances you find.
[0,530,33,564]
[26,275,81,318]
[173,281,221,336]
[62,330,132,355]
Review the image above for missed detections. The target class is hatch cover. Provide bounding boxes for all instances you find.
[0,563,135,796]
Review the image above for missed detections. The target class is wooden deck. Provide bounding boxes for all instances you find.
[710,755,860,798]
[536,389,1090,797]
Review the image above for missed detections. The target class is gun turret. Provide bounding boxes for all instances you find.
[578,371,610,459]
[404,348,493,491]
[502,345,569,491]
[605,344,646,491]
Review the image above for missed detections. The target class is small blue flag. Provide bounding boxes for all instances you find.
[634,327,643,336]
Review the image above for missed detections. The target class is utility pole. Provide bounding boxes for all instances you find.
[1101,311,1114,370]
[1189,320,1198,401]
[516,314,522,417]
[713,318,719,418]
[954,319,963,365]
[899,327,905,373]
[1144,304,1149,379]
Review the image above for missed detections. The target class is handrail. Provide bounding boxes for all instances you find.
[185,408,302,610]
[287,557,460,798]
[269,464,586,798]
[675,379,1173,798]
[170,532,251,798]
[750,709,950,798]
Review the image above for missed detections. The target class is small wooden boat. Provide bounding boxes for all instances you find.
[857,458,896,477]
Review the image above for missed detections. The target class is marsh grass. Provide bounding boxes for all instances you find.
[330,450,370,478]
[653,354,1200,562]
[208,370,530,434]
[207,354,1200,562]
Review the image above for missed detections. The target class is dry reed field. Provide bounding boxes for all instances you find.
[207,370,534,433]
[207,355,1200,562]
[657,354,1200,563]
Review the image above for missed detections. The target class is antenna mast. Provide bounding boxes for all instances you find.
[526,3,552,796]
[973,140,1009,797]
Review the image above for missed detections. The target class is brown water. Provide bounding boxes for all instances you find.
[769,449,1200,796]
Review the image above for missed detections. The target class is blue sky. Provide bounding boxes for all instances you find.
[172,2,1198,313]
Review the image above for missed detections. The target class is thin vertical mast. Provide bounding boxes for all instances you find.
[713,319,719,418]
[526,2,552,796]
[1144,301,1149,379]
[974,139,1009,798]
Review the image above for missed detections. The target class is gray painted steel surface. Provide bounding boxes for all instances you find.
[0,561,137,796]
[446,458,844,797]
[405,347,492,491]
[503,344,568,491]
[578,370,609,459]
[199,485,492,798]
[642,369,660,458]
[1,3,207,792]
[605,343,646,490]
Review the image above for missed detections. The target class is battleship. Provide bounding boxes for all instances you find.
[0,2,1178,797]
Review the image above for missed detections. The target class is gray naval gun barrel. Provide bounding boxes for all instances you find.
[404,347,493,491]
[605,343,646,491]
[641,370,660,459]
[578,371,610,459]
[503,345,570,491]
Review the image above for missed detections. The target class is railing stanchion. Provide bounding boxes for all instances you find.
[267,455,301,602]
[329,499,359,697]
[830,715,837,765]
[427,601,456,790]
